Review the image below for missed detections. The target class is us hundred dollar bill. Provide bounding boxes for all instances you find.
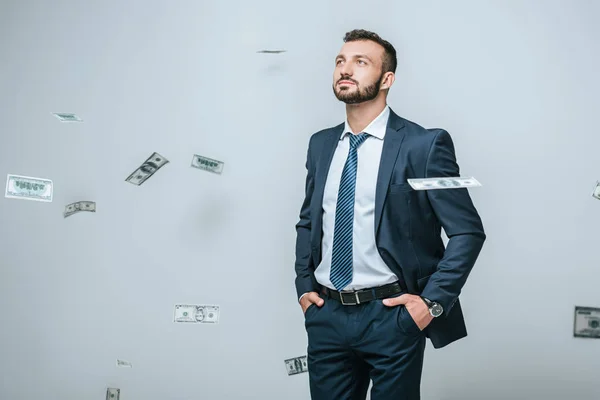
[285,356,308,376]
[592,181,600,200]
[174,304,220,323]
[407,176,481,191]
[573,306,600,338]
[191,154,224,174]
[63,200,96,218]
[52,112,82,122]
[5,174,53,202]
[116,359,132,368]
[125,152,169,185]
[257,49,287,54]
[106,387,120,400]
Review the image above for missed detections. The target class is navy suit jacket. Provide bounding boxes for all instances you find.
[294,108,486,349]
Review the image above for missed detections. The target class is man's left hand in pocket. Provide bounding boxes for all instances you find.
[382,294,433,330]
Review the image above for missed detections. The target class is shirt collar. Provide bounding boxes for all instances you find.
[340,105,390,141]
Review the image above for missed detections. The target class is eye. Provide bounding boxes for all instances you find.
[357,60,366,65]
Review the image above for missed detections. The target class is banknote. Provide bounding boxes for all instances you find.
[285,356,308,376]
[573,306,600,338]
[116,359,132,368]
[5,174,53,202]
[592,181,600,200]
[191,154,224,174]
[106,387,120,400]
[125,152,169,185]
[52,112,82,122]
[174,304,220,323]
[63,200,96,218]
[407,176,481,191]
[257,49,286,53]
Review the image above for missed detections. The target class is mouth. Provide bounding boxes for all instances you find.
[338,80,356,85]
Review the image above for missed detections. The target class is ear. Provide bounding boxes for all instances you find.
[380,72,395,90]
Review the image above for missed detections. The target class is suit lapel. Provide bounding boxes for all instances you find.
[311,109,406,253]
[374,110,406,237]
[311,123,343,251]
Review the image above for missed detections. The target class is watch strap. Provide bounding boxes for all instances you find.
[420,296,432,307]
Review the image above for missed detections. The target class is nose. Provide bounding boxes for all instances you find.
[339,63,353,79]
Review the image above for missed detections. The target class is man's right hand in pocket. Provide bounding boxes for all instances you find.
[300,291,325,314]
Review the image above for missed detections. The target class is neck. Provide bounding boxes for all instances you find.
[345,97,387,134]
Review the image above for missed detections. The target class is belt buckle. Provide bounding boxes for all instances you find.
[340,290,360,305]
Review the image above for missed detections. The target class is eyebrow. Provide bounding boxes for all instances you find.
[336,54,374,62]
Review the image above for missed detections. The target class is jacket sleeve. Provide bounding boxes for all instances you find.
[419,129,486,317]
[294,135,317,300]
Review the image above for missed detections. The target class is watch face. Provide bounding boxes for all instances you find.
[431,303,443,317]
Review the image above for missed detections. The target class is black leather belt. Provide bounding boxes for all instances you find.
[321,282,403,305]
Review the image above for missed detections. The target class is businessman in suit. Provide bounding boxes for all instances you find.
[294,29,486,400]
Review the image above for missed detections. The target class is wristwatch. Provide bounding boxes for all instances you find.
[420,296,443,318]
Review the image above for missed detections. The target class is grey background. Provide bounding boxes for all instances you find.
[1,0,599,399]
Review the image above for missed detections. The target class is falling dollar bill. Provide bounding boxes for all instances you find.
[573,306,600,338]
[116,359,132,368]
[191,154,224,174]
[592,181,600,200]
[174,304,220,323]
[5,174,53,202]
[125,152,169,185]
[52,112,82,122]
[106,387,120,400]
[407,176,481,191]
[63,200,96,218]
[285,356,308,376]
[257,49,287,54]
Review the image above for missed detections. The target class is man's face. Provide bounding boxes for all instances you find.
[332,40,389,104]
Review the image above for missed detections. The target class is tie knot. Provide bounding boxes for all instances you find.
[349,132,369,150]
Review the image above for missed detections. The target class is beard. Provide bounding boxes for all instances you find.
[332,73,384,104]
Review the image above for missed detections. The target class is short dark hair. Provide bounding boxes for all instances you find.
[343,29,397,74]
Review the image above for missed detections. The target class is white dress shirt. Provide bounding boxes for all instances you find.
[308,105,399,297]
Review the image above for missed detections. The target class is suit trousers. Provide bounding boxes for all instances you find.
[304,292,426,400]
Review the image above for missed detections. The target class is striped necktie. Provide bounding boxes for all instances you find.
[330,132,370,291]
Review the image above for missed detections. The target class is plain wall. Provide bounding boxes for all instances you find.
[1,0,599,399]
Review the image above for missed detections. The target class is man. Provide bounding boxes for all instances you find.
[294,29,486,400]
